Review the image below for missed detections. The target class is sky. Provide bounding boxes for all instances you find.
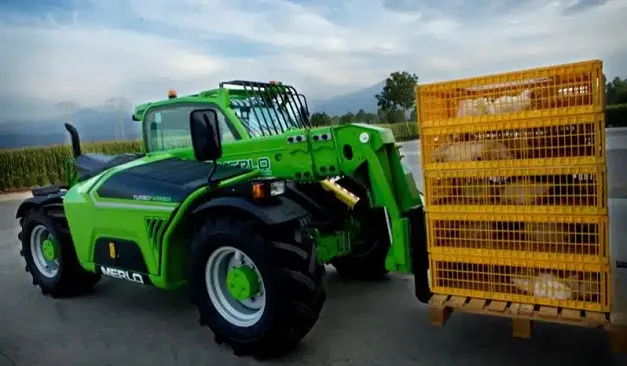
[0,0,626,122]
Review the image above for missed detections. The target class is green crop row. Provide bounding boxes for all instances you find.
[0,140,143,192]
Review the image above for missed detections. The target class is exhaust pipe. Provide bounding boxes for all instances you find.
[64,123,82,158]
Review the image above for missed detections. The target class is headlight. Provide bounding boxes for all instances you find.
[251,179,286,199]
[269,180,285,196]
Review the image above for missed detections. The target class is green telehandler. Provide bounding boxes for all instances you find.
[15,80,430,359]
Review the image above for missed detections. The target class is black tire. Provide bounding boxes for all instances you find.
[19,206,101,298]
[187,215,326,359]
[330,205,390,281]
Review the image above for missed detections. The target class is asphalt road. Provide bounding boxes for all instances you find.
[2,133,627,365]
[1,210,627,365]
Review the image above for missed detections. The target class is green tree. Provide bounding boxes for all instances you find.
[364,112,378,124]
[605,75,627,105]
[310,112,333,127]
[375,71,419,120]
[355,109,367,123]
[377,108,389,123]
[386,108,406,123]
[376,108,405,123]
[339,112,356,125]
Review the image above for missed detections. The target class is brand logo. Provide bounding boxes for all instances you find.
[222,157,271,172]
[99,266,145,284]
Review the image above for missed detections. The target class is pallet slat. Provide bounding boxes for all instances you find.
[561,309,582,321]
[488,301,508,312]
[429,294,610,330]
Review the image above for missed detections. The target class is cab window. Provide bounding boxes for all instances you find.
[144,104,238,152]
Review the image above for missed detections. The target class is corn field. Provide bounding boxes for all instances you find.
[0,140,143,192]
[0,122,418,192]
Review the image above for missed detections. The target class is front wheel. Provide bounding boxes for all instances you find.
[331,206,390,281]
[187,215,326,359]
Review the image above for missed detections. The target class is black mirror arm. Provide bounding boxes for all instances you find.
[207,159,218,185]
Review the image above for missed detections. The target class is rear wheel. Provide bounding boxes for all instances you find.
[188,215,326,359]
[19,207,101,297]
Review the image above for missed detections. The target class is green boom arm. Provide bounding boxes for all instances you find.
[167,122,422,274]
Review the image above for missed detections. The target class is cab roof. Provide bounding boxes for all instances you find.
[132,80,295,122]
[132,87,228,122]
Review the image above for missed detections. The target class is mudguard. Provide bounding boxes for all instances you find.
[193,196,309,226]
[407,204,432,304]
[15,185,65,219]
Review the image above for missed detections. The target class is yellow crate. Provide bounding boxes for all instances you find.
[429,253,611,312]
[426,212,609,264]
[424,165,607,215]
[416,60,604,128]
[420,113,606,170]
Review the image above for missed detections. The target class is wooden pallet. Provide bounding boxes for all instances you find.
[428,294,626,353]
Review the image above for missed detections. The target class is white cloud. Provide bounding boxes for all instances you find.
[0,0,626,122]
[0,20,228,106]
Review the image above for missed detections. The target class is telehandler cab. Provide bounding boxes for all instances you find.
[15,80,429,358]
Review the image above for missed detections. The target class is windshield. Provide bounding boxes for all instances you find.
[230,99,302,138]
[221,80,311,137]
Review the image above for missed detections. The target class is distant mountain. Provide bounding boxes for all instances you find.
[0,108,141,149]
[309,81,384,116]
[0,81,386,149]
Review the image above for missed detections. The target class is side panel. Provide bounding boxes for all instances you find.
[62,155,179,279]
[63,153,252,289]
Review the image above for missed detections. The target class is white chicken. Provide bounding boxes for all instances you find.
[433,140,513,163]
[456,88,533,118]
[487,89,533,115]
[510,272,574,300]
[456,97,490,117]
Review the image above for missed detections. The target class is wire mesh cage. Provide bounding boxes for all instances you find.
[416,60,604,128]
[425,212,609,263]
[420,113,605,169]
[429,254,610,312]
[418,59,611,316]
[423,165,607,215]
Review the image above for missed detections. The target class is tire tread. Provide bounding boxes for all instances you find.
[188,214,326,359]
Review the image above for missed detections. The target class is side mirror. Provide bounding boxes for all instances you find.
[189,109,223,161]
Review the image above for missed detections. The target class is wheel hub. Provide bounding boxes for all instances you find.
[29,224,60,278]
[205,246,266,327]
[42,239,58,261]
[226,265,260,301]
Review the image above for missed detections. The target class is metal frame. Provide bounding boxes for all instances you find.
[219,80,312,137]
